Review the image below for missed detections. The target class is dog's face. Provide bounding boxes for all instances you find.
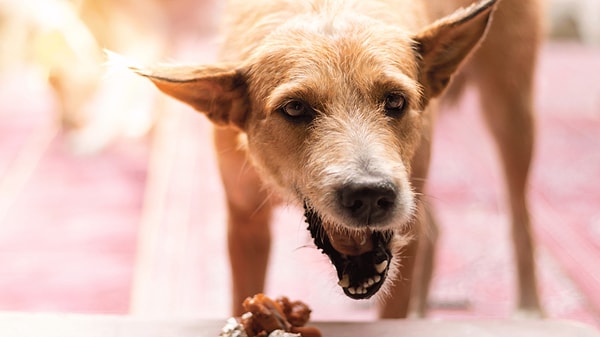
[135,0,496,299]
[245,18,423,228]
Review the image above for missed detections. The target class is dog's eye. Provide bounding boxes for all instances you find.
[383,93,407,117]
[279,100,314,121]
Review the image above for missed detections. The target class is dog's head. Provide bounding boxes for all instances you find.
[134,0,496,299]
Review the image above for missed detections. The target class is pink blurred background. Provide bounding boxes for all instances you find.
[0,0,599,329]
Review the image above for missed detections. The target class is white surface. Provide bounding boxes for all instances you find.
[0,312,598,337]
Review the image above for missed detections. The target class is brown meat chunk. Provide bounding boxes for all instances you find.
[276,297,311,327]
[236,294,321,337]
[242,294,291,336]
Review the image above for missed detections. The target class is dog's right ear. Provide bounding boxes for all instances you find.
[133,63,248,128]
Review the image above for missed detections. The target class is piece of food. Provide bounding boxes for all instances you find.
[219,294,322,337]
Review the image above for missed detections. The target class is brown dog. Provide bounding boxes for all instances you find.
[133,0,543,318]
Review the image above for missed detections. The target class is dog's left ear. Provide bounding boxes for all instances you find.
[132,63,248,128]
[413,0,497,99]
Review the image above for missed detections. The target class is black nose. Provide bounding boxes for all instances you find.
[338,180,397,225]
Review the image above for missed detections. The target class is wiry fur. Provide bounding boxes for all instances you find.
[134,0,543,318]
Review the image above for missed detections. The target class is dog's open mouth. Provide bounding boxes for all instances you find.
[304,203,393,300]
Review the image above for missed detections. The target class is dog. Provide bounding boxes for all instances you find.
[132,0,543,318]
[0,0,171,153]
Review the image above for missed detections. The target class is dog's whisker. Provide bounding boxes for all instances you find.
[249,191,274,218]
[293,244,318,252]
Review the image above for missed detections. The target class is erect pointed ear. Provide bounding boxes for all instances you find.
[413,0,497,99]
[132,63,248,128]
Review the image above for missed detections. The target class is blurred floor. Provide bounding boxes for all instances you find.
[0,41,599,329]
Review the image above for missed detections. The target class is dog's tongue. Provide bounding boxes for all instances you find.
[327,228,374,256]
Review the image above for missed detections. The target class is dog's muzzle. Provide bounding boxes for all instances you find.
[304,202,393,300]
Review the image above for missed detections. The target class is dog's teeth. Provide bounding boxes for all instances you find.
[359,235,367,246]
[375,260,388,274]
[338,274,350,288]
[348,287,357,295]
[362,278,374,288]
[373,275,382,283]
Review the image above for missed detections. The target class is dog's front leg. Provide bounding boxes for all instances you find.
[380,110,435,318]
[214,128,274,316]
[409,202,439,318]
[130,55,265,315]
[379,232,419,318]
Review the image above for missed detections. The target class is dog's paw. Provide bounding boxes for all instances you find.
[512,308,546,320]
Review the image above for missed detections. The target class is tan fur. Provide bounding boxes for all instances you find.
[135,0,543,318]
